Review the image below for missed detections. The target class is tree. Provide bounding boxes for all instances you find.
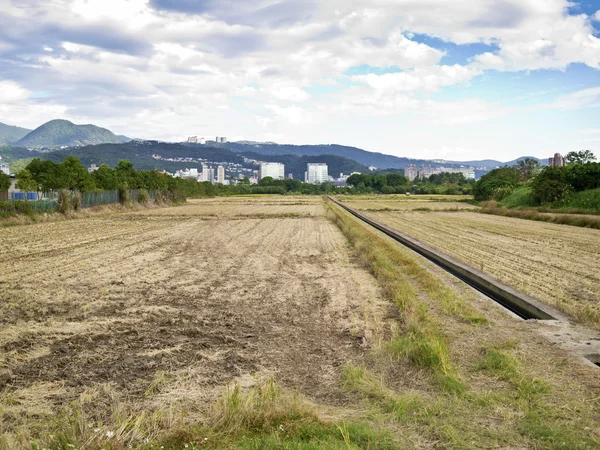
[565,150,596,165]
[58,156,95,191]
[515,158,541,181]
[16,169,38,195]
[0,172,10,191]
[472,167,520,201]
[258,176,274,186]
[92,164,119,190]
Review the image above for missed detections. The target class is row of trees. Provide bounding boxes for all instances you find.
[473,151,599,204]
[345,172,474,195]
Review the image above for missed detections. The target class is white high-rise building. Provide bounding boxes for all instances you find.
[259,162,285,180]
[306,163,328,184]
[217,165,225,184]
[202,165,214,183]
[0,162,10,175]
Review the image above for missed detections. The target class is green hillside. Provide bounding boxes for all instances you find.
[0,122,32,145]
[17,119,122,147]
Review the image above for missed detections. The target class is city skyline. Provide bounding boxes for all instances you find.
[0,0,599,161]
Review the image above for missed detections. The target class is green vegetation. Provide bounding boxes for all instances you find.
[474,151,600,216]
[16,119,123,147]
[29,379,398,450]
[346,171,474,195]
[0,122,31,145]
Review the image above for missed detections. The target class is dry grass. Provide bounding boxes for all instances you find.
[336,194,477,212]
[3,195,600,449]
[364,209,600,325]
[0,196,390,448]
[327,200,600,449]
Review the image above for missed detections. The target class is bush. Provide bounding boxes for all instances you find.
[139,189,149,205]
[57,189,72,214]
[473,167,520,201]
[531,167,572,204]
[119,188,129,204]
[72,192,82,211]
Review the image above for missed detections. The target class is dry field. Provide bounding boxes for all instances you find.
[1,196,600,449]
[0,197,390,448]
[336,195,477,212]
[363,208,600,325]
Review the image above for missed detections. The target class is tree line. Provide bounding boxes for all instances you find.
[345,172,474,195]
[473,151,599,204]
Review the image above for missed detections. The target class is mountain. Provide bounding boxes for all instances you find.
[0,122,32,145]
[444,156,547,169]
[209,142,411,169]
[28,141,369,178]
[17,119,123,148]
[205,141,543,171]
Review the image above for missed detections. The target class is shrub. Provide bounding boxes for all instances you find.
[72,191,82,211]
[138,189,149,205]
[473,167,520,201]
[119,188,129,204]
[57,189,72,214]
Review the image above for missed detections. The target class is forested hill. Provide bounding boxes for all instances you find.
[0,122,31,145]
[17,120,124,147]
[23,141,368,178]
[207,142,414,169]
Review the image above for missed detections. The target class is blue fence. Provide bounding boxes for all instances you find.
[0,189,168,217]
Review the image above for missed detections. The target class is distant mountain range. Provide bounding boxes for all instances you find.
[0,118,547,175]
[206,142,545,170]
[0,122,31,145]
[0,119,129,147]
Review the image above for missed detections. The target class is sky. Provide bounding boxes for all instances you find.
[0,0,599,162]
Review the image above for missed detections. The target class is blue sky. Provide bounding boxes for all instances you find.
[0,0,599,161]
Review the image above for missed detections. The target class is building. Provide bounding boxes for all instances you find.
[259,162,285,180]
[404,164,418,181]
[215,136,227,143]
[87,164,99,173]
[217,165,225,184]
[412,166,475,181]
[187,136,198,143]
[199,137,206,145]
[202,165,215,183]
[0,162,9,175]
[548,153,565,167]
[306,163,328,184]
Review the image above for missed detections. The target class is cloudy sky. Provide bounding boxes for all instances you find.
[1,0,599,161]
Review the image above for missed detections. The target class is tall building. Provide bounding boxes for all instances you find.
[0,162,9,175]
[306,163,328,184]
[548,153,565,167]
[404,164,418,181]
[215,136,227,143]
[259,162,285,180]
[187,136,198,143]
[217,165,225,184]
[202,165,214,183]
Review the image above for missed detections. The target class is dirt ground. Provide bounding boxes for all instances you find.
[2,196,600,449]
[0,197,390,445]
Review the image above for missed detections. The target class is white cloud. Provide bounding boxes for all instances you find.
[0,80,30,102]
[550,87,600,110]
[353,64,482,93]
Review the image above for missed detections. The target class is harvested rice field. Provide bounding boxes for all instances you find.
[336,194,477,212]
[360,208,600,325]
[1,196,600,449]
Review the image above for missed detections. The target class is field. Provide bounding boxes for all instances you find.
[354,204,600,325]
[336,194,477,212]
[1,196,600,449]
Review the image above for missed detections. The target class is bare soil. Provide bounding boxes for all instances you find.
[0,197,389,443]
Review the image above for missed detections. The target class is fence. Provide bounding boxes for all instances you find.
[0,189,171,217]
